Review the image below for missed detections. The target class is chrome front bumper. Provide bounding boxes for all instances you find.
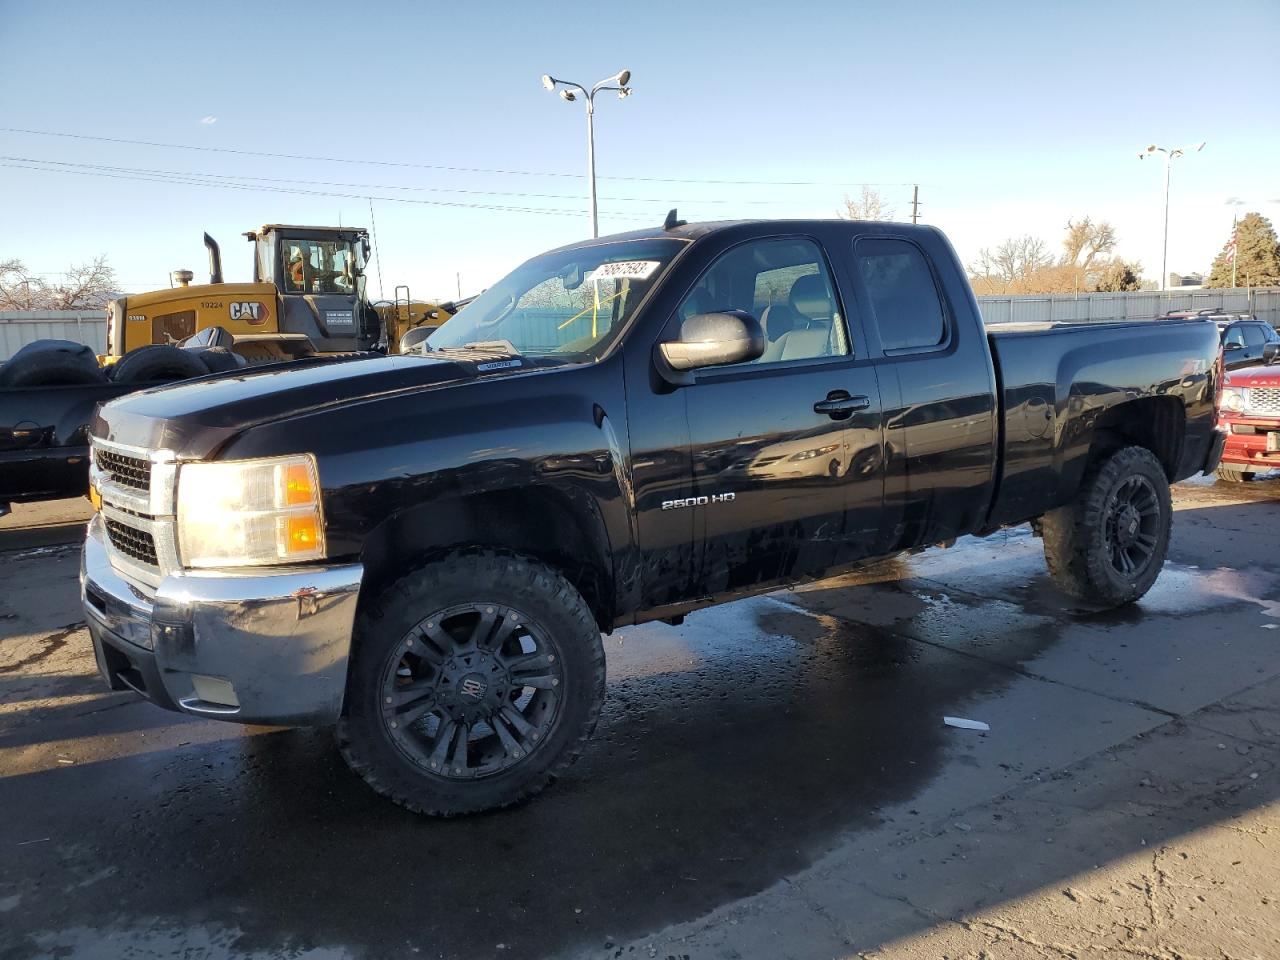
[80,514,363,725]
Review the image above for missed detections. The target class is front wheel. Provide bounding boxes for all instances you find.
[337,550,605,816]
[1041,446,1172,607]
[1215,463,1254,483]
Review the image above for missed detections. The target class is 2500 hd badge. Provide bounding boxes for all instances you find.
[662,493,735,510]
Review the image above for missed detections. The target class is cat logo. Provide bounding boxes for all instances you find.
[228,301,270,325]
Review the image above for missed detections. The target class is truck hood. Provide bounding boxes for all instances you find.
[91,351,540,459]
[1225,367,1280,389]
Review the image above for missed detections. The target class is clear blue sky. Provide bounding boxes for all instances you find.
[2,0,1277,297]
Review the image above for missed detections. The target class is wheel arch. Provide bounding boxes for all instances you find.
[358,486,617,631]
[1087,395,1186,480]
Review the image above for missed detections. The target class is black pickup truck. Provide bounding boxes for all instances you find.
[81,218,1224,815]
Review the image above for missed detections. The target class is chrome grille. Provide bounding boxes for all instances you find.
[95,447,151,492]
[104,518,159,567]
[1247,388,1280,415]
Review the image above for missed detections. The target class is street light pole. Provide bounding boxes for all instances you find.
[541,70,633,238]
[585,95,598,239]
[1138,141,1205,291]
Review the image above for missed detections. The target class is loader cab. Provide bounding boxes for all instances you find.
[245,225,378,353]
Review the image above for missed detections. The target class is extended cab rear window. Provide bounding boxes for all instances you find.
[854,238,947,353]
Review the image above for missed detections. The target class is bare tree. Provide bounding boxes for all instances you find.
[0,258,45,310]
[838,186,895,222]
[1061,218,1117,270]
[968,236,1053,293]
[0,255,117,310]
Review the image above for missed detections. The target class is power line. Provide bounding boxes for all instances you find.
[0,160,655,221]
[1,126,922,188]
[2,154,808,206]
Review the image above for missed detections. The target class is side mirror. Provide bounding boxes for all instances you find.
[398,326,434,355]
[179,326,234,350]
[1265,342,1280,365]
[658,310,765,374]
[1224,341,1243,351]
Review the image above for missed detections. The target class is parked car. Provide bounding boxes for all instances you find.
[81,217,1223,815]
[1216,352,1280,481]
[0,329,246,515]
[1163,311,1280,369]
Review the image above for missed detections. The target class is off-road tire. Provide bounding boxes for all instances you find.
[337,550,606,816]
[1215,463,1254,483]
[109,344,209,384]
[1041,445,1172,607]
[0,339,105,387]
[196,346,245,374]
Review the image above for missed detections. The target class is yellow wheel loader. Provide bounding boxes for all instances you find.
[104,225,455,362]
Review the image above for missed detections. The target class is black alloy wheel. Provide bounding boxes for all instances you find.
[380,602,564,779]
[1102,474,1161,580]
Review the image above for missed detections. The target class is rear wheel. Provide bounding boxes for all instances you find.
[1215,463,1254,483]
[338,550,605,816]
[1041,446,1172,606]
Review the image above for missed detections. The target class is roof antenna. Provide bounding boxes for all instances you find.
[663,208,686,231]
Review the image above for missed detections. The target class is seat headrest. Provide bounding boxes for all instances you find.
[760,303,800,341]
[790,274,832,319]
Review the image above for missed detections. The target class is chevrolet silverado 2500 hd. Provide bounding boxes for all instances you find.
[81,218,1225,815]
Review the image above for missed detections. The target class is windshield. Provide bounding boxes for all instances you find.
[429,238,687,359]
[282,238,362,295]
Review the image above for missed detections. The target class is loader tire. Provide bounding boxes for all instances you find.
[0,340,105,388]
[109,345,209,384]
[196,347,245,373]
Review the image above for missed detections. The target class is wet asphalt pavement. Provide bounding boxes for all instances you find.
[2,476,1279,959]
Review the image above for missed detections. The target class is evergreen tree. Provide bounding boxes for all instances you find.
[1206,212,1280,287]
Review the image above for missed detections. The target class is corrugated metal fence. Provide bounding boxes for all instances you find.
[975,287,1280,326]
[1,310,107,360]
[3,287,1280,360]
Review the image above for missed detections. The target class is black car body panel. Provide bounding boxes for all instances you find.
[87,220,1223,630]
[0,380,146,505]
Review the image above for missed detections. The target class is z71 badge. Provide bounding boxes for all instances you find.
[661,493,735,510]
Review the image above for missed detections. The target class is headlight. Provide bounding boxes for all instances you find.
[788,443,841,462]
[176,455,325,567]
[1220,387,1246,414]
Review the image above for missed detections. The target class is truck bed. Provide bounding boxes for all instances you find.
[984,318,1220,528]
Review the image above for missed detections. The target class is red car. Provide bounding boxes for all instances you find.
[1218,355,1280,481]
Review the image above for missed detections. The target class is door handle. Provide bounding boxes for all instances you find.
[814,392,871,419]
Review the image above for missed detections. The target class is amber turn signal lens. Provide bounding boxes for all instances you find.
[282,462,316,506]
[285,514,320,553]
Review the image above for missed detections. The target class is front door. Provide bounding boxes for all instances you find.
[670,236,885,595]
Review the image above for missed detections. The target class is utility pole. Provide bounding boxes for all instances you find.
[911,184,920,224]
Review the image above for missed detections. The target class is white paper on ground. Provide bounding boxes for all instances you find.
[943,716,991,731]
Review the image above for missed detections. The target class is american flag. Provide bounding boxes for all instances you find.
[1226,218,1238,263]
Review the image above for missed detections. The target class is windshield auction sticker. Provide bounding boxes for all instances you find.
[588,260,661,281]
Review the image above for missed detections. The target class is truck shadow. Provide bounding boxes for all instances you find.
[1,494,1279,958]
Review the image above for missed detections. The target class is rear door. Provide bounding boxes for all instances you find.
[845,235,998,549]
[670,235,886,595]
